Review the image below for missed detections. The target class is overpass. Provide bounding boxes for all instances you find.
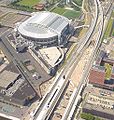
[61,0,104,119]
[74,25,89,29]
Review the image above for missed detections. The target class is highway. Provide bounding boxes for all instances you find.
[61,0,105,119]
[33,0,99,119]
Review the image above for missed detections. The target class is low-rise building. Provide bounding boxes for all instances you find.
[89,50,114,91]
[0,70,36,106]
[29,46,64,75]
[83,87,114,120]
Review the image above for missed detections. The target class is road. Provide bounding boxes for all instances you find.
[33,0,99,119]
[61,0,105,119]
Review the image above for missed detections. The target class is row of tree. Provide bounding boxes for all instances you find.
[81,113,102,120]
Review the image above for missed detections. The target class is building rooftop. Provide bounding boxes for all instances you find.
[13,81,36,101]
[87,94,114,109]
[85,86,114,101]
[83,88,114,120]
[89,68,105,85]
[39,47,62,67]
[0,70,20,88]
[89,68,114,89]
[89,49,114,90]
[18,11,70,39]
[83,103,114,120]
[95,50,107,65]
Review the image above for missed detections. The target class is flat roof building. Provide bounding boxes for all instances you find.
[0,70,36,106]
[89,50,114,91]
[29,46,64,75]
[0,70,20,88]
[83,87,114,120]
[39,47,64,67]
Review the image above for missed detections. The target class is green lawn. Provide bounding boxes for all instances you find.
[103,11,114,39]
[103,18,113,39]
[105,63,112,80]
[80,112,102,120]
[63,10,81,19]
[52,7,81,19]
[52,7,66,15]
[81,113,95,120]
[73,0,83,6]
[112,11,114,18]
[112,30,114,37]
[17,0,40,7]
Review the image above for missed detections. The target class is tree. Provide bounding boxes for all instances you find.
[95,117,101,120]
[81,113,95,120]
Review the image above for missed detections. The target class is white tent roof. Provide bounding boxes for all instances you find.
[18,11,70,39]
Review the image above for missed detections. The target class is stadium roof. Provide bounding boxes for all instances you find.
[18,11,70,39]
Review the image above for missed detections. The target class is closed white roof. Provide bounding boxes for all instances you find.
[39,47,61,67]
[18,11,70,39]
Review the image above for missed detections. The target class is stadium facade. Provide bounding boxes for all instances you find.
[16,11,71,47]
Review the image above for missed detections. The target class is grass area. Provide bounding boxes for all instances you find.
[112,30,114,37]
[112,17,114,36]
[112,11,114,18]
[73,5,81,11]
[105,63,112,80]
[80,112,101,120]
[52,7,81,19]
[58,43,77,72]
[52,7,66,15]
[78,28,88,38]
[103,18,113,39]
[63,10,81,19]
[81,113,95,120]
[10,0,40,12]
[66,43,77,60]
[73,0,83,6]
[16,0,40,7]
[103,11,114,39]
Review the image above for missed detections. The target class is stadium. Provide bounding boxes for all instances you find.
[17,11,71,47]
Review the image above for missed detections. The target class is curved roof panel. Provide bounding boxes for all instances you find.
[18,11,70,39]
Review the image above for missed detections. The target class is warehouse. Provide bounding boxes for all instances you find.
[0,70,36,106]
